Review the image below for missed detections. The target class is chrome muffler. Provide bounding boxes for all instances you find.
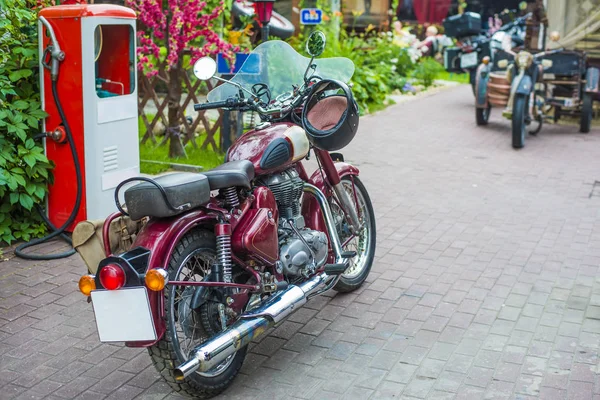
[174,272,330,380]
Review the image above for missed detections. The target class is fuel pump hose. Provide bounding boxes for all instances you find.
[15,80,83,260]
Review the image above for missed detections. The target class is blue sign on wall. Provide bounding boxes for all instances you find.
[216,53,260,75]
[300,8,323,25]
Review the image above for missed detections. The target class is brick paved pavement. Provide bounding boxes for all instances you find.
[2,85,600,400]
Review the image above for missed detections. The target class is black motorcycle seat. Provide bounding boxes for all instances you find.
[124,173,210,220]
[203,160,255,190]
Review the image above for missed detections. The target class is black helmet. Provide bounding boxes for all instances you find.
[301,79,359,151]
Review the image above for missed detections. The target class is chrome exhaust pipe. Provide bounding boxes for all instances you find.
[174,272,330,380]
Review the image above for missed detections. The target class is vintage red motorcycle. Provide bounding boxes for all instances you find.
[78,32,376,398]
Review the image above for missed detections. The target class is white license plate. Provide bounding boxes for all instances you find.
[91,287,157,342]
[460,52,478,69]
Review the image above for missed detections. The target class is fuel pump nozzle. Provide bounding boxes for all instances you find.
[39,16,65,81]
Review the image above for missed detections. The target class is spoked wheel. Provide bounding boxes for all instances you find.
[148,229,246,399]
[476,105,491,126]
[580,93,593,133]
[512,94,527,149]
[330,176,376,293]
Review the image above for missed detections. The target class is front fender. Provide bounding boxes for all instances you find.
[125,210,218,347]
[475,63,491,108]
[513,74,533,95]
[585,67,599,93]
[302,161,359,235]
[308,162,359,192]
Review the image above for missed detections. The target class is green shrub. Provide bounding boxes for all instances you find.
[394,48,417,77]
[412,58,444,87]
[0,0,53,244]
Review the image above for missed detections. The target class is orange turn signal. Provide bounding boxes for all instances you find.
[482,56,490,65]
[145,268,168,291]
[79,275,96,296]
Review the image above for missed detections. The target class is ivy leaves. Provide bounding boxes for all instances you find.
[0,0,53,245]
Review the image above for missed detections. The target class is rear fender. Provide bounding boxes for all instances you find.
[302,161,359,235]
[124,210,218,347]
[475,63,491,108]
[585,67,599,93]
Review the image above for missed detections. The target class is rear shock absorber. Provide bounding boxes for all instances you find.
[222,187,239,208]
[215,224,233,283]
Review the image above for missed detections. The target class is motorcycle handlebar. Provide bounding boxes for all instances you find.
[194,98,246,111]
[193,83,312,116]
[194,95,299,116]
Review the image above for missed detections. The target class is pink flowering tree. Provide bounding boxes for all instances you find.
[125,0,238,157]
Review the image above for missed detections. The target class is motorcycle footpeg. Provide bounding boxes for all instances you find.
[324,262,350,275]
[341,250,357,259]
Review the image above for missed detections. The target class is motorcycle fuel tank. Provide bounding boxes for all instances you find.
[226,123,310,176]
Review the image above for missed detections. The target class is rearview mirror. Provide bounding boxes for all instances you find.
[193,57,217,81]
[306,31,326,57]
[498,59,509,69]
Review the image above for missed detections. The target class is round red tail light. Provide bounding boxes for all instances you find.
[99,264,126,290]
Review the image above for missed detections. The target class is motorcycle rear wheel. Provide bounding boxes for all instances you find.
[148,229,246,399]
[333,176,376,293]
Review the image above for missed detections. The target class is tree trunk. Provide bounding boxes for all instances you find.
[167,61,187,159]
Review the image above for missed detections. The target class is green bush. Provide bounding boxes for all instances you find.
[412,58,444,88]
[394,48,417,77]
[290,25,417,113]
[0,0,53,244]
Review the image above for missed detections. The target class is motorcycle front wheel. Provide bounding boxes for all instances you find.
[512,94,527,149]
[332,176,376,293]
[148,229,246,399]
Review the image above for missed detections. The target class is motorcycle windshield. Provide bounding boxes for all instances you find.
[206,40,355,102]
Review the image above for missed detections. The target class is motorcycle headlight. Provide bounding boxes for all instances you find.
[516,51,533,68]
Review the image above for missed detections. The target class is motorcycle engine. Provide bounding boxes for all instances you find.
[259,168,329,277]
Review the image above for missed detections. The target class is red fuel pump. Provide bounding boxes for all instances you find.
[16,4,139,259]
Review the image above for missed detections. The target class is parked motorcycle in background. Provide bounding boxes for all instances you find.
[77,31,376,398]
[443,10,527,94]
[474,30,599,149]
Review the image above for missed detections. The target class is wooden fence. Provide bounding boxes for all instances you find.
[137,59,223,152]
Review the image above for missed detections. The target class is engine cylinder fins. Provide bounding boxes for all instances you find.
[261,168,305,219]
